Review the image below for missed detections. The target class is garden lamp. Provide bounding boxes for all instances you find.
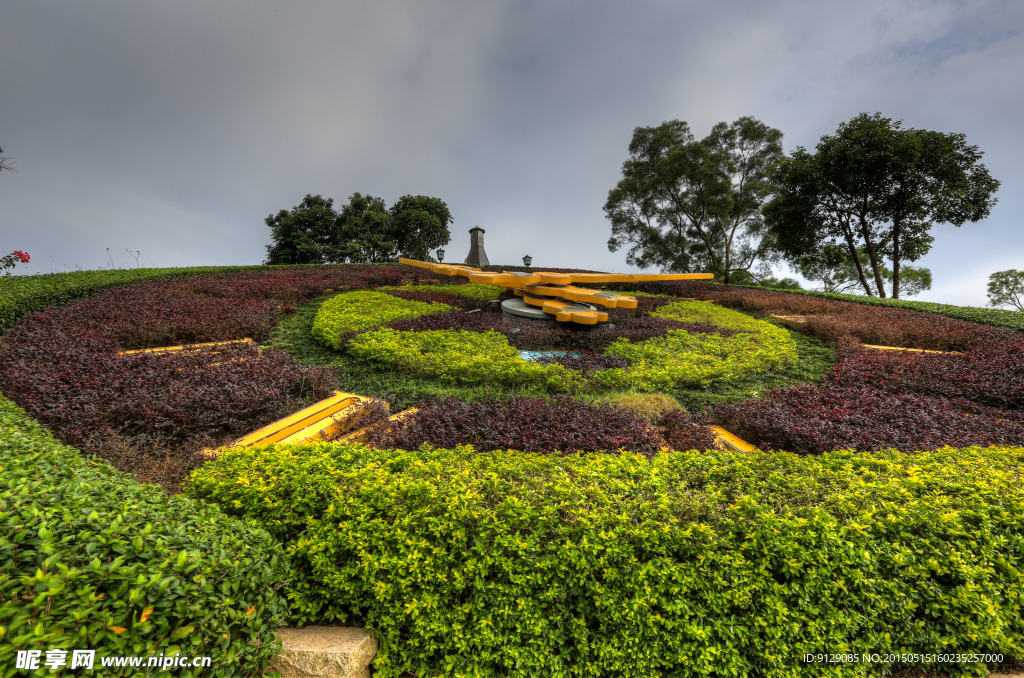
[523,255,532,267]
[437,249,445,263]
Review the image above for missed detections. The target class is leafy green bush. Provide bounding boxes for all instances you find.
[651,299,768,331]
[0,266,272,334]
[378,283,506,301]
[347,328,575,389]
[311,291,451,349]
[188,441,1024,678]
[593,301,798,391]
[0,395,290,677]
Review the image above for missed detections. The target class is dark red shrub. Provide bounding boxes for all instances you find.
[660,410,720,451]
[605,281,1021,352]
[826,338,1024,411]
[712,385,1024,455]
[363,396,665,457]
[380,289,477,310]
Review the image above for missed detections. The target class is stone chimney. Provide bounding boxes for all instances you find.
[465,226,489,267]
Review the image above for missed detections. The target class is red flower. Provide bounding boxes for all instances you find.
[13,250,30,263]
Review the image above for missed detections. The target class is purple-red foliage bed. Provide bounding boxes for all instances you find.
[363,395,695,457]
[0,265,426,491]
[610,280,1019,352]
[714,385,1024,455]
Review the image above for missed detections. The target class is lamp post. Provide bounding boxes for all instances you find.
[522,255,532,268]
[436,249,445,263]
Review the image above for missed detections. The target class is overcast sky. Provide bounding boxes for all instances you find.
[2,0,1021,307]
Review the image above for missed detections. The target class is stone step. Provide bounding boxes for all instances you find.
[268,627,377,678]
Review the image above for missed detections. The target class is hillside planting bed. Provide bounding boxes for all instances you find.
[2,264,1024,676]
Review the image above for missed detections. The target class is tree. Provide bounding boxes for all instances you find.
[388,195,452,260]
[334,193,398,263]
[0,146,15,174]
[765,113,999,298]
[794,244,931,297]
[987,270,1024,312]
[264,194,338,265]
[605,116,784,283]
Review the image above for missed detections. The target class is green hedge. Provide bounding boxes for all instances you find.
[721,282,1024,330]
[0,266,271,333]
[187,441,1024,678]
[0,396,290,677]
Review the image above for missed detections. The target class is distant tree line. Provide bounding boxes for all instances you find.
[605,113,1001,299]
[264,193,452,265]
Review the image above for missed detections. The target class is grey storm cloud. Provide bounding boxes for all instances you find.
[1,0,1022,306]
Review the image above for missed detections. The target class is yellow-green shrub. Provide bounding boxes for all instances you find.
[0,395,289,676]
[187,443,1024,678]
[346,328,576,389]
[651,299,767,331]
[590,301,798,390]
[311,291,450,350]
[378,283,506,301]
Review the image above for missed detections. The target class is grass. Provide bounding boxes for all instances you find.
[264,293,837,413]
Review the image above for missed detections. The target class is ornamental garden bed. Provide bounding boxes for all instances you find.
[2,263,1023,676]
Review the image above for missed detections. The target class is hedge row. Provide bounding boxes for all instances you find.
[0,395,290,677]
[187,442,1024,678]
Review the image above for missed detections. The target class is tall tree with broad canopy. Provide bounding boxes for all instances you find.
[605,117,784,283]
[264,194,338,265]
[388,195,453,261]
[765,113,999,298]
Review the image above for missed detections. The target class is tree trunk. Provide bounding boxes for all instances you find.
[891,217,902,299]
[840,215,874,296]
[855,210,887,298]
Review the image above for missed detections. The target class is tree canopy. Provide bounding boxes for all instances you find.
[605,116,784,283]
[765,113,999,298]
[987,270,1024,312]
[388,195,453,261]
[264,194,338,265]
[264,192,453,265]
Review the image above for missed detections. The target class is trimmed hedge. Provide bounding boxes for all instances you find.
[187,442,1024,678]
[311,291,451,350]
[0,395,290,677]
